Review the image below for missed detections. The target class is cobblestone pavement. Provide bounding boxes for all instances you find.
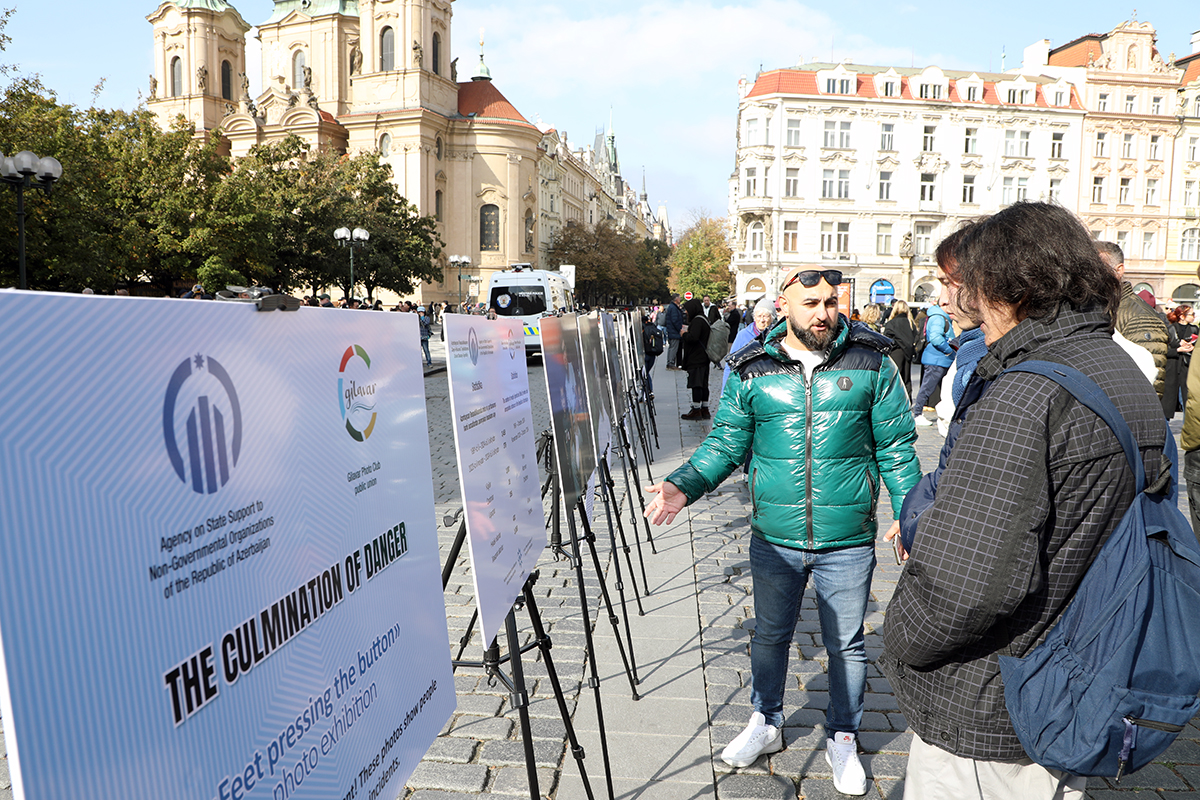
[3,328,1200,800]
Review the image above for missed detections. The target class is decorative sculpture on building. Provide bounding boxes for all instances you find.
[149,74,157,99]
[413,40,423,67]
[450,57,458,81]
[350,41,363,75]
[899,232,914,259]
[197,64,208,92]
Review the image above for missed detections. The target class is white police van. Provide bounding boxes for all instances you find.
[486,264,575,356]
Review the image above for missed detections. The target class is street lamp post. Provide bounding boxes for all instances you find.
[449,254,472,309]
[333,226,369,303]
[1,150,64,290]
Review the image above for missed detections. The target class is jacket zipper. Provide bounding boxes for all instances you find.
[805,368,815,548]
[750,467,758,517]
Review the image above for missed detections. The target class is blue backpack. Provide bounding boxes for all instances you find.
[998,361,1200,779]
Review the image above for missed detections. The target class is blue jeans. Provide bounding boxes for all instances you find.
[749,534,874,732]
[644,354,656,395]
[912,363,947,416]
[421,339,431,365]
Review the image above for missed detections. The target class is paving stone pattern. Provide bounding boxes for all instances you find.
[2,327,1199,800]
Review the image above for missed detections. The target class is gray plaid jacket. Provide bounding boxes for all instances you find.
[880,306,1165,761]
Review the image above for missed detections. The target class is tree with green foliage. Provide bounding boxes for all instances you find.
[668,216,733,300]
[547,220,670,306]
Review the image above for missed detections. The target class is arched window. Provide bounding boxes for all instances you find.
[170,56,183,97]
[292,50,306,90]
[431,32,441,75]
[435,190,443,222]
[380,27,395,72]
[1182,229,1200,262]
[748,222,764,254]
[480,204,500,251]
[378,133,391,156]
[221,60,233,101]
[435,136,443,160]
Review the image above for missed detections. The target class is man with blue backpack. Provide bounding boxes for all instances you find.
[880,202,1193,799]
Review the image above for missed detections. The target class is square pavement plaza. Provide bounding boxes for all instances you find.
[3,329,1200,800]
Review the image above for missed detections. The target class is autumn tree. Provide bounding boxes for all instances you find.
[668,216,733,300]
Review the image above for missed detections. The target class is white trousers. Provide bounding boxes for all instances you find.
[904,734,1088,800]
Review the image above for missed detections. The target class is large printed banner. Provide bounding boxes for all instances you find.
[443,316,547,649]
[539,314,596,512]
[0,291,455,800]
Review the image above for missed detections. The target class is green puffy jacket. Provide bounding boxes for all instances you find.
[666,317,921,550]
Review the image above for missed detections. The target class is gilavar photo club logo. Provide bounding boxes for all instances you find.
[163,354,243,494]
[339,344,378,441]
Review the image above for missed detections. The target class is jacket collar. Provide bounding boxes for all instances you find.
[762,314,850,365]
[974,305,1113,381]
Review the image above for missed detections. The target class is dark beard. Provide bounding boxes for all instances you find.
[789,317,835,351]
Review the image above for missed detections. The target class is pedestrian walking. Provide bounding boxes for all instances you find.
[662,294,684,369]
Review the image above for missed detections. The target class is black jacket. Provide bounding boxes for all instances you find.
[880,306,1164,761]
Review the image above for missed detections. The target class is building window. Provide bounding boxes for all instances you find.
[1049,178,1062,202]
[962,174,975,204]
[1122,133,1134,158]
[882,80,897,97]
[1098,93,1109,111]
[1152,96,1162,114]
[824,121,836,148]
[877,223,892,255]
[1182,229,1200,261]
[919,173,935,202]
[838,121,851,148]
[1002,177,1013,206]
[964,127,978,154]
[836,222,849,256]
[1017,177,1028,202]
[825,77,852,94]
[966,85,978,102]
[380,27,395,71]
[820,222,850,259]
[764,118,771,146]
[1185,180,1197,207]
[480,203,499,251]
[914,224,932,255]
[1146,178,1159,205]
[1054,90,1065,106]
[748,222,764,253]
[1125,94,1136,113]
[785,168,799,198]
[837,170,850,199]
[746,118,758,145]
[744,167,757,197]
[435,189,443,222]
[221,60,233,100]
[1149,135,1160,160]
[786,119,801,147]
[378,133,391,156]
[1006,88,1029,104]
[919,83,942,100]
[436,136,443,160]
[170,56,183,97]
[431,32,441,75]
[822,169,835,199]
[1118,177,1131,204]
[1142,231,1155,260]
[1051,131,1064,158]
[292,50,306,90]
[1116,230,1129,252]
[761,166,770,195]
[1092,177,1105,203]
[1095,132,1107,157]
[783,221,798,252]
[1190,137,1198,161]
[878,171,892,200]
[880,123,894,151]
[923,125,936,151]
[1004,130,1030,157]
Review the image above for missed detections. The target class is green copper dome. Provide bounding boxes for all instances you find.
[171,0,237,10]
[265,0,359,23]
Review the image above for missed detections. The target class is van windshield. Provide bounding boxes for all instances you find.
[490,285,548,317]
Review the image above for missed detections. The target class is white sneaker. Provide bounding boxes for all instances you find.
[721,711,783,767]
[825,731,868,795]
[912,414,934,427]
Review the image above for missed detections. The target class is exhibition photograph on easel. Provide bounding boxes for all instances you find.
[0,290,455,800]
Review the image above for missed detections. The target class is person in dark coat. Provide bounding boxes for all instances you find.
[1162,304,1196,418]
[680,298,712,419]
[724,299,742,344]
[882,300,917,399]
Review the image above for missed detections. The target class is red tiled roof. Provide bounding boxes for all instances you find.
[1179,52,1200,85]
[1049,34,1105,67]
[743,68,1083,110]
[457,81,537,130]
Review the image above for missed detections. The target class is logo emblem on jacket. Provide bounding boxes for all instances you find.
[837,376,853,391]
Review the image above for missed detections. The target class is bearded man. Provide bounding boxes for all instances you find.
[644,266,919,794]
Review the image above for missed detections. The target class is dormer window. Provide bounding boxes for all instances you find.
[825,77,853,94]
[882,80,897,97]
[919,84,942,100]
[1006,88,1030,104]
[965,85,978,102]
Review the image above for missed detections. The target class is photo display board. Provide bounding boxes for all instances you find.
[443,316,547,649]
[599,312,629,422]
[539,314,597,511]
[0,291,455,800]
[577,314,612,461]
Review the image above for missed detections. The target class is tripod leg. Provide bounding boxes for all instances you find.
[577,500,641,695]
[613,426,653,587]
[602,456,645,614]
[620,421,657,555]
[565,511,616,800]
[522,572,596,800]
[453,607,480,666]
[503,609,540,800]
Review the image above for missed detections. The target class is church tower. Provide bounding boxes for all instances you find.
[146,0,252,134]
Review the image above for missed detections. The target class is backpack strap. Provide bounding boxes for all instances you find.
[1002,360,1146,493]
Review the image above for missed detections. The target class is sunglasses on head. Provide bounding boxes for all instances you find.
[781,269,843,292]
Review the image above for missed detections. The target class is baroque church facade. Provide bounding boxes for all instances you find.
[145,0,659,304]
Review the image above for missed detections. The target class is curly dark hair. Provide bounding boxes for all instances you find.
[934,220,979,280]
[953,202,1120,324]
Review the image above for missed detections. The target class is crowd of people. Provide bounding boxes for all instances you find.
[644,201,1194,799]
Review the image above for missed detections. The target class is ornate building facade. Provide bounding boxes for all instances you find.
[146,0,661,304]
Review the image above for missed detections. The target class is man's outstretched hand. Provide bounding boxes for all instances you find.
[644,481,686,525]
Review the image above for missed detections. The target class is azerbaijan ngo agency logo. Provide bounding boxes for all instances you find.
[468,328,480,365]
[339,344,378,442]
[163,354,242,494]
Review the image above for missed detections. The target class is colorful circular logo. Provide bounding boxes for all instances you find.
[163,354,242,494]
[339,345,378,442]
[468,328,480,365]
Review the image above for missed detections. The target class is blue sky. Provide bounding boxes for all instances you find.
[4,1,1198,232]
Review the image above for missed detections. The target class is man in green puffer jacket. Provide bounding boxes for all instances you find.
[645,267,920,793]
